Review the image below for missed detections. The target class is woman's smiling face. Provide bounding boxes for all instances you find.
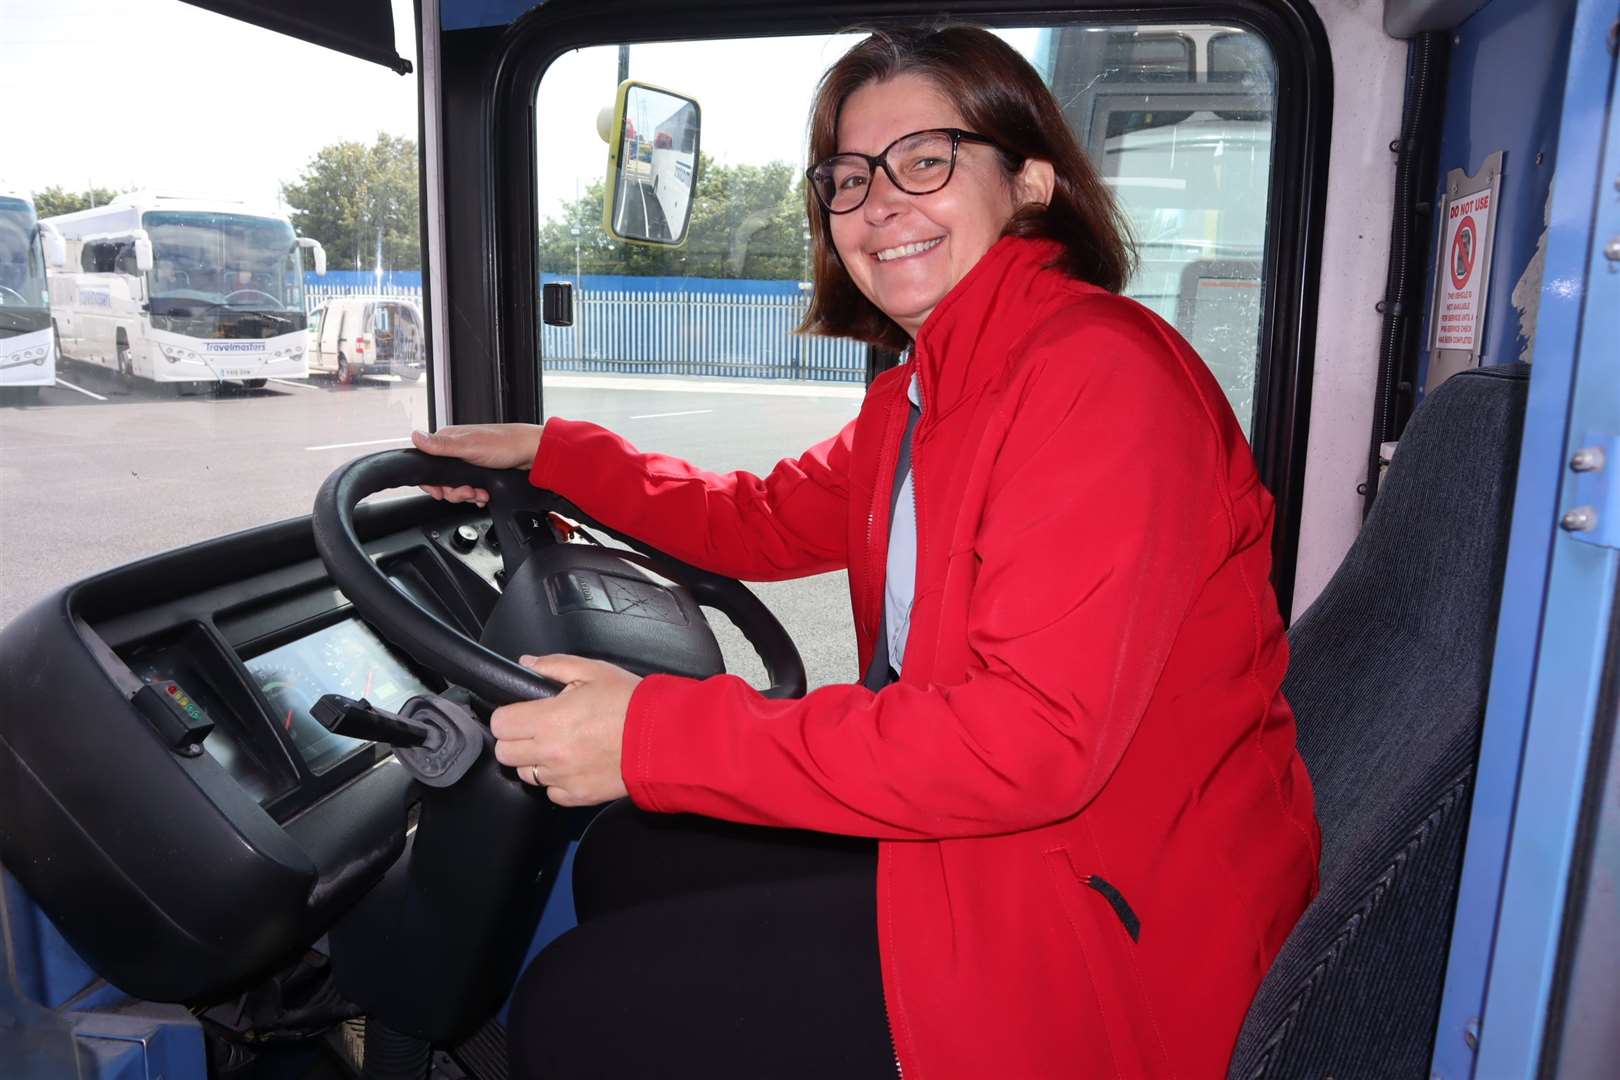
[828,73,1044,337]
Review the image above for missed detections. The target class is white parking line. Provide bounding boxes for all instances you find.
[54,378,108,402]
[629,409,713,420]
[544,374,865,399]
[270,378,320,391]
[305,436,411,452]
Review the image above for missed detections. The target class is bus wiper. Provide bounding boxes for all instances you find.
[188,299,290,320]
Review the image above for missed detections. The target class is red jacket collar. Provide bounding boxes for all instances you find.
[909,235,1069,416]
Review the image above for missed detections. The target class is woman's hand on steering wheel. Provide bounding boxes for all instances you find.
[491,653,640,807]
[411,423,545,507]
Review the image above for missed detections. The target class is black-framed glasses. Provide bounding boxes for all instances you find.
[807,128,1009,214]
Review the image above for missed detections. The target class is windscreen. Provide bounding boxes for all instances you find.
[0,197,50,335]
[145,211,306,326]
[0,0,424,630]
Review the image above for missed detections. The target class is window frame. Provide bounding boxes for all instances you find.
[442,0,1330,612]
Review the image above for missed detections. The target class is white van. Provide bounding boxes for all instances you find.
[307,296,424,383]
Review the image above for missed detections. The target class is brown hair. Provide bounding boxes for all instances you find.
[798,26,1136,351]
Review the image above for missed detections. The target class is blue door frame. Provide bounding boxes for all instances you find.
[1431,0,1620,1075]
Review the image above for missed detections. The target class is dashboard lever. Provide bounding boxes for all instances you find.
[312,694,439,749]
[314,693,486,788]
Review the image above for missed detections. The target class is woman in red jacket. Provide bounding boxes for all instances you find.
[415,26,1319,1080]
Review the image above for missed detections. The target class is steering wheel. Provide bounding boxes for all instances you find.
[312,449,807,705]
[223,288,279,306]
[0,285,27,306]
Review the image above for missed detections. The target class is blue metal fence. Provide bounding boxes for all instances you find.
[304,271,867,384]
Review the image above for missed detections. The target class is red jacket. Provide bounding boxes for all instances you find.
[529,236,1320,1079]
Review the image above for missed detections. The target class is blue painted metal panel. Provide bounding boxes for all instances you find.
[442,0,545,32]
[2,869,99,1010]
[73,1005,208,1080]
[0,976,80,1079]
[1415,0,1576,390]
[1473,15,1620,1071]
[1431,0,1619,1074]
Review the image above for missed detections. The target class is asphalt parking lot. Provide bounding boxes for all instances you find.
[0,359,865,688]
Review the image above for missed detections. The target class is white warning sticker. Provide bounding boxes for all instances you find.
[1434,186,1492,352]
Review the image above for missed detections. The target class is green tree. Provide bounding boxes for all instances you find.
[538,156,810,280]
[281,133,419,271]
[32,185,127,218]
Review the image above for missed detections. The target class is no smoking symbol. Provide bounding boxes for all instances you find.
[1451,215,1478,290]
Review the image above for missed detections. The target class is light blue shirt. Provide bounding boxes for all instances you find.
[884,374,922,674]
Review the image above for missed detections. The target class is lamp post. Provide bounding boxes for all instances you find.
[571,222,584,362]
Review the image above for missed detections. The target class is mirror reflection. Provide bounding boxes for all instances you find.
[606,83,700,245]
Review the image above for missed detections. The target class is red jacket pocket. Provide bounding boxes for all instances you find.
[1043,847,1175,1080]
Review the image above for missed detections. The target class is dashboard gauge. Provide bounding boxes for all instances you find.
[243,618,428,773]
[319,623,412,708]
[250,662,320,742]
[321,633,374,699]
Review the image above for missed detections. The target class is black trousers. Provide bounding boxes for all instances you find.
[506,799,897,1079]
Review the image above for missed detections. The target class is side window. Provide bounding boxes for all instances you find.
[531,24,1278,686]
[1101,30,1196,85]
[114,243,140,277]
[1046,26,1276,434]
[83,241,118,274]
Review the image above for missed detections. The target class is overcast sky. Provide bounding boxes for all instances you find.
[0,0,419,209]
[0,1,1040,226]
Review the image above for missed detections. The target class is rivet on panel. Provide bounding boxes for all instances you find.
[1570,446,1606,472]
[1561,506,1598,532]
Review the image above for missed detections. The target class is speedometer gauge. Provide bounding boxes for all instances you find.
[321,634,376,699]
[244,618,428,774]
[318,622,415,709]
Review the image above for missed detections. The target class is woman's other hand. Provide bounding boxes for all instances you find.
[491,654,639,807]
[411,423,544,505]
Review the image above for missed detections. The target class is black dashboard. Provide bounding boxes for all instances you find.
[90,498,501,823]
[0,492,742,1041]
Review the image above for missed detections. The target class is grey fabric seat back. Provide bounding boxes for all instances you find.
[1228,364,1529,1079]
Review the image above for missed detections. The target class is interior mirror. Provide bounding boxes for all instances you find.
[299,236,327,276]
[41,224,65,270]
[132,230,154,273]
[603,81,700,246]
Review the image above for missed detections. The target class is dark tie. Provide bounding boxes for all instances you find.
[861,398,922,692]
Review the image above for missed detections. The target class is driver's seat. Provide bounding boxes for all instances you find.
[1227,364,1528,1078]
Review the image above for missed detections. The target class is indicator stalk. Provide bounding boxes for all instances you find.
[312,693,441,749]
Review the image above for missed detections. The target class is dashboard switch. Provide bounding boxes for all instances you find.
[451,524,480,552]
